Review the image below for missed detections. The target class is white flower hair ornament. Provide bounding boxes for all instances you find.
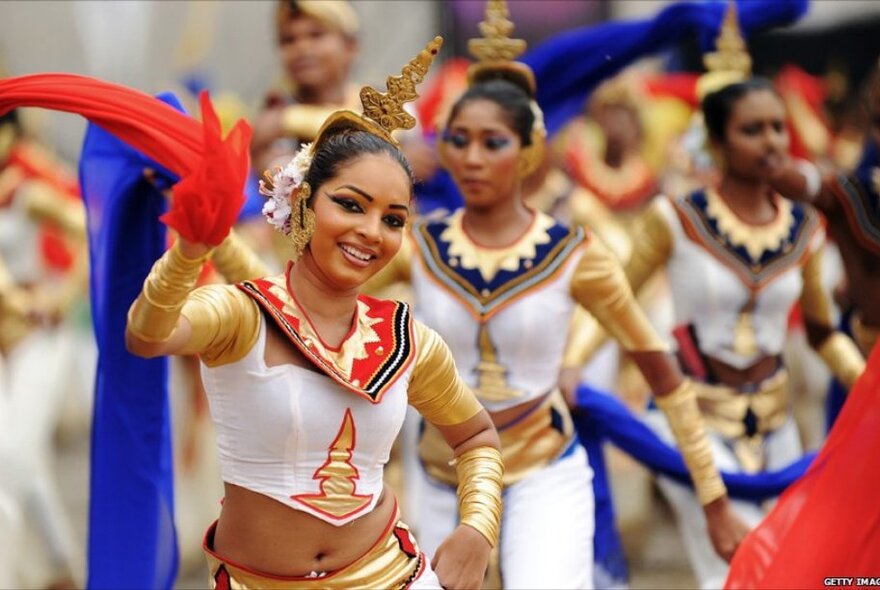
[259,142,313,235]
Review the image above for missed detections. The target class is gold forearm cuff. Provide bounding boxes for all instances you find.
[818,332,866,390]
[211,229,271,283]
[282,104,338,141]
[127,242,210,343]
[455,446,503,548]
[655,380,727,505]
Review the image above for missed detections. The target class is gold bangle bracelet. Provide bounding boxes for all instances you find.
[655,380,727,505]
[127,242,210,343]
[454,446,504,548]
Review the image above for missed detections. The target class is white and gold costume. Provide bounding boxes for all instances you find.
[129,248,495,588]
[627,190,864,588]
[375,207,668,588]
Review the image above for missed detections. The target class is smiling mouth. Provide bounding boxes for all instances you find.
[339,243,376,265]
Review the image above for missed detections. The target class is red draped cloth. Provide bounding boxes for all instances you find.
[725,343,880,588]
[0,73,250,245]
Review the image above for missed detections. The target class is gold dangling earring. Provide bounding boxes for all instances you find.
[289,182,316,260]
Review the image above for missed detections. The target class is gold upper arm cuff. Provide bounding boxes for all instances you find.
[798,236,835,328]
[570,238,668,353]
[211,229,272,283]
[625,199,673,293]
[179,285,261,366]
[408,321,483,426]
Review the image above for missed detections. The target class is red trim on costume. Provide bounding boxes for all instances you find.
[238,268,416,403]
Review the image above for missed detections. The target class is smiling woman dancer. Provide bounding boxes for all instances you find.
[369,2,749,588]
[125,37,503,590]
[622,15,865,588]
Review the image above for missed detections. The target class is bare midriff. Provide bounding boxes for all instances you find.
[212,482,395,577]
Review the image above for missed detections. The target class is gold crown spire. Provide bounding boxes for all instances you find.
[468,0,527,64]
[696,2,752,100]
[465,0,536,97]
[360,36,442,137]
[313,36,443,148]
[703,2,752,77]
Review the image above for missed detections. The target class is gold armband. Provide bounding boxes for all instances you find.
[455,446,503,548]
[818,332,866,390]
[211,229,271,283]
[127,242,210,343]
[655,380,727,505]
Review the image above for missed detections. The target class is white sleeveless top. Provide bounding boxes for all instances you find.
[201,319,409,526]
[409,210,586,412]
[654,190,825,369]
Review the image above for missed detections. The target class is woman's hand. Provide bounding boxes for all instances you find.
[703,496,751,562]
[431,524,491,590]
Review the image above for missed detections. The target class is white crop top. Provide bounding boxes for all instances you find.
[179,271,483,526]
[201,319,408,525]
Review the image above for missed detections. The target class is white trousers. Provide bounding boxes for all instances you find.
[644,410,803,590]
[416,444,595,590]
[0,325,83,587]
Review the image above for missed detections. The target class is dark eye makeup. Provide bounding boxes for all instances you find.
[329,195,406,229]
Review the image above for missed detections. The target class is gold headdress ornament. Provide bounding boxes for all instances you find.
[467,0,535,97]
[696,2,752,100]
[311,35,443,150]
[260,36,443,258]
[445,0,545,178]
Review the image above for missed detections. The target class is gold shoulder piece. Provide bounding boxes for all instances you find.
[313,36,443,148]
[696,2,752,100]
[570,237,668,354]
[466,0,535,96]
[408,321,483,426]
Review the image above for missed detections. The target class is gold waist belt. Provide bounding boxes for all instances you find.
[696,370,790,474]
[419,389,574,487]
[202,508,427,590]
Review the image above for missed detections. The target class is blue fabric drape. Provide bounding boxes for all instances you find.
[79,94,183,590]
[524,0,809,136]
[573,385,815,502]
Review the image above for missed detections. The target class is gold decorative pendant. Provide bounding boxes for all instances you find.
[290,182,316,260]
[474,324,523,402]
[292,409,373,519]
[732,299,759,358]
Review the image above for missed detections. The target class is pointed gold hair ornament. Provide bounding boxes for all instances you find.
[696,2,752,100]
[468,0,526,64]
[260,36,442,255]
[312,35,443,148]
[466,0,536,97]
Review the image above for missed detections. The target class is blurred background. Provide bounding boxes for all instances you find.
[2,1,880,589]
